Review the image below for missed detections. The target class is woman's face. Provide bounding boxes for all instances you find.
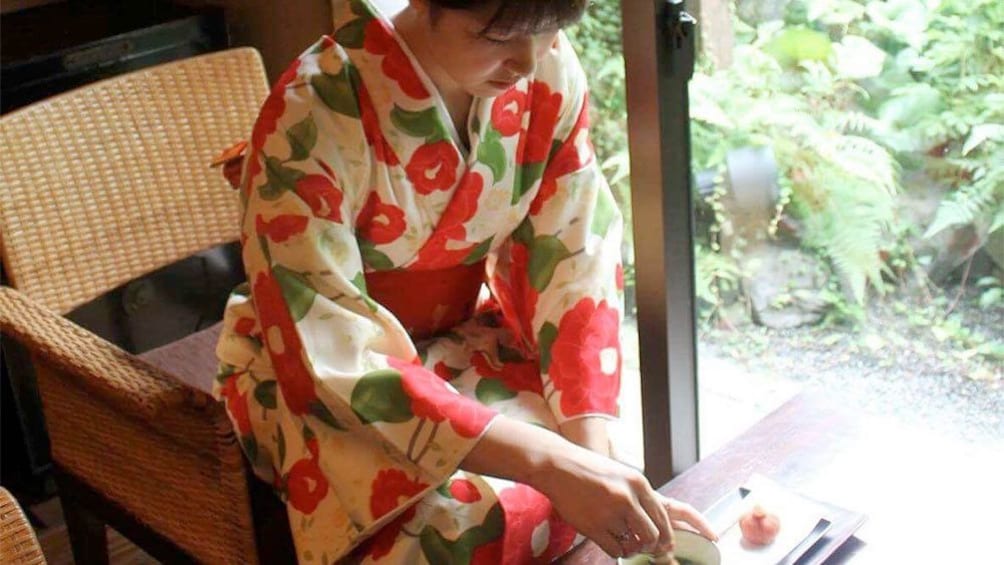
[419,3,562,98]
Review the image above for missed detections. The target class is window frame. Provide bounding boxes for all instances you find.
[620,0,700,486]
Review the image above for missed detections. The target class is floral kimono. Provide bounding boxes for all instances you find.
[214,0,624,562]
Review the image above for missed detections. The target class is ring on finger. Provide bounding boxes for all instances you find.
[612,529,635,544]
[611,527,641,556]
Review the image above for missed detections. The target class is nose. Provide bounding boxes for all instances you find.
[505,38,537,77]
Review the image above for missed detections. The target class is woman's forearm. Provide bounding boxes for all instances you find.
[460,415,569,489]
[559,416,611,456]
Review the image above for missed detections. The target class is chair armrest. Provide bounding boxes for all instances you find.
[0,285,212,421]
[1,285,259,563]
[0,486,45,564]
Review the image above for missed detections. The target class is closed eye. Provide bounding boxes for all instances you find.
[481,35,512,45]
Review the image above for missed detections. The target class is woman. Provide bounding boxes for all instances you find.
[214,0,714,562]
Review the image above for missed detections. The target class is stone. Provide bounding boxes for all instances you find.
[744,245,831,329]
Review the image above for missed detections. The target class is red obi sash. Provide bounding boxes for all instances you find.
[364,260,486,340]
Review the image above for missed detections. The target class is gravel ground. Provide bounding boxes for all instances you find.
[697,281,1004,446]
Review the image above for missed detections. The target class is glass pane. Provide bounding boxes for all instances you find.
[566,1,644,470]
[691,1,1003,456]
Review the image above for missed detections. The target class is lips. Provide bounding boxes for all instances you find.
[489,76,521,89]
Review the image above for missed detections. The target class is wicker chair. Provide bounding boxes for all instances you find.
[1,487,46,564]
[0,48,293,564]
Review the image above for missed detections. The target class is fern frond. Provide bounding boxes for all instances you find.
[806,202,890,304]
[924,183,1000,238]
[834,111,889,138]
[695,245,743,306]
[991,206,1004,235]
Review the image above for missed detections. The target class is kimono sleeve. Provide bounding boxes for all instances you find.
[489,38,625,425]
[231,39,497,544]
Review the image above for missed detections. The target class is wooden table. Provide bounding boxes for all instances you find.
[561,391,1003,563]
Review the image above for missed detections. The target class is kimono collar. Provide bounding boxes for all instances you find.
[330,0,476,158]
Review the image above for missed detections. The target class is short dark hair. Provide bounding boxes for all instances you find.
[428,0,588,36]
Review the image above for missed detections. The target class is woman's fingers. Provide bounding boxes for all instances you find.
[660,495,718,541]
[596,529,629,558]
[621,502,660,554]
[637,489,676,553]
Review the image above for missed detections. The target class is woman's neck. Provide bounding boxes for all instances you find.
[391,7,473,146]
[391,8,468,103]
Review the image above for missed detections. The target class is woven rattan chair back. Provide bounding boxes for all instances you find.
[0,48,272,564]
[0,487,46,565]
[0,47,267,315]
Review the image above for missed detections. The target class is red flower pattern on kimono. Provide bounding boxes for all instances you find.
[490,242,538,348]
[370,468,428,519]
[233,316,257,337]
[413,170,484,269]
[530,93,591,215]
[356,192,407,244]
[471,537,505,565]
[256,214,309,243]
[216,3,623,559]
[548,298,621,416]
[510,243,538,334]
[433,361,456,380]
[251,59,302,152]
[437,171,484,233]
[244,59,302,196]
[252,272,318,415]
[364,469,429,560]
[295,174,344,222]
[448,478,482,503]
[389,358,495,439]
[363,19,430,99]
[496,484,577,564]
[520,81,563,165]
[358,83,401,165]
[244,153,263,197]
[219,376,252,436]
[406,140,460,195]
[470,351,542,395]
[491,87,527,136]
[286,438,329,514]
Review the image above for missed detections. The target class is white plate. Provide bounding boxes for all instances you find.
[619,530,722,565]
[715,476,826,565]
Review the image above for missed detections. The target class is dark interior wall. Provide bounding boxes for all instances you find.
[179,0,334,81]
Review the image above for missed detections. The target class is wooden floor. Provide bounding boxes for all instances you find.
[29,497,158,565]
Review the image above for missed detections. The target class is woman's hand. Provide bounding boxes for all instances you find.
[461,416,716,558]
[658,494,717,541]
[534,444,676,557]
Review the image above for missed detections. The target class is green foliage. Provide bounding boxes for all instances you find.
[691,39,901,304]
[566,0,1001,331]
[695,243,743,314]
[764,27,833,66]
[874,0,1004,242]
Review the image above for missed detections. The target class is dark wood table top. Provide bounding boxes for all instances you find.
[560,391,1003,563]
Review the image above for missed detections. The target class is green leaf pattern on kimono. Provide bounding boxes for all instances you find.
[350,369,414,424]
[311,65,361,118]
[286,114,318,161]
[391,105,448,143]
[212,0,623,561]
